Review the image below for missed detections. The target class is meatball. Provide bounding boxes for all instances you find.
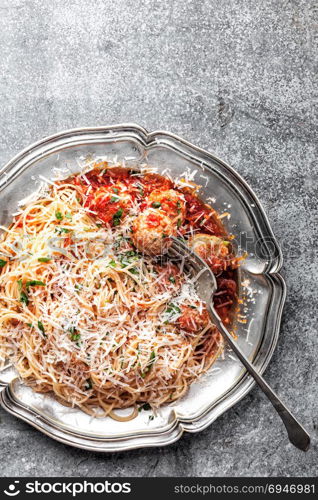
[85,182,132,226]
[132,208,176,255]
[147,189,186,223]
[189,234,230,273]
[153,263,183,291]
[176,305,210,333]
[216,277,237,295]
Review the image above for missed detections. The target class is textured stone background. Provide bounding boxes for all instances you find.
[0,0,317,477]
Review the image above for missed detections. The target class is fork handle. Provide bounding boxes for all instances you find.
[207,305,310,451]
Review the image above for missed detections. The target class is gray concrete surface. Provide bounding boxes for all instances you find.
[0,0,317,477]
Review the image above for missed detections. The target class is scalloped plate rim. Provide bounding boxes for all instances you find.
[0,124,286,452]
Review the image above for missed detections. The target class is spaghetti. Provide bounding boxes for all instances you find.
[0,163,239,418]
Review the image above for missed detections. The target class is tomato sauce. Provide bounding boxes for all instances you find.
[68,166,238,323]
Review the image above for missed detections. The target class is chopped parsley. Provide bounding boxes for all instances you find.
[55,211,63,221]
[0,259,7,268]
[65,212,72,220]
[18,279,45,305]
[164,303,181,324]
[26,280,46,288]
[112,187,119,194]
[177,218,182,228]
[112,208,123,226]
[120,250,139,268]
[151,201,161,208]
[68,326,81,343]
[55,227,71,234]
[166,303,181,315]
[114,208,123,217]
[108,259,117,268]
[141,351,156,377]
[138,402,151,412]
[20,291,29,306]
[70,332,81,342]
[84,378,93,390]
[126,250,137,257]
[110,196,120,203]
[38,257,51,263]
[149,350,156,364]
[168,276,176,283]
[37,320,46,337]
[129,267,139,275]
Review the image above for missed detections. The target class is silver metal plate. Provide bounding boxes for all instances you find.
[0,124,286,452]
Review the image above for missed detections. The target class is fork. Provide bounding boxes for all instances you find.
[168,236,310,451]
